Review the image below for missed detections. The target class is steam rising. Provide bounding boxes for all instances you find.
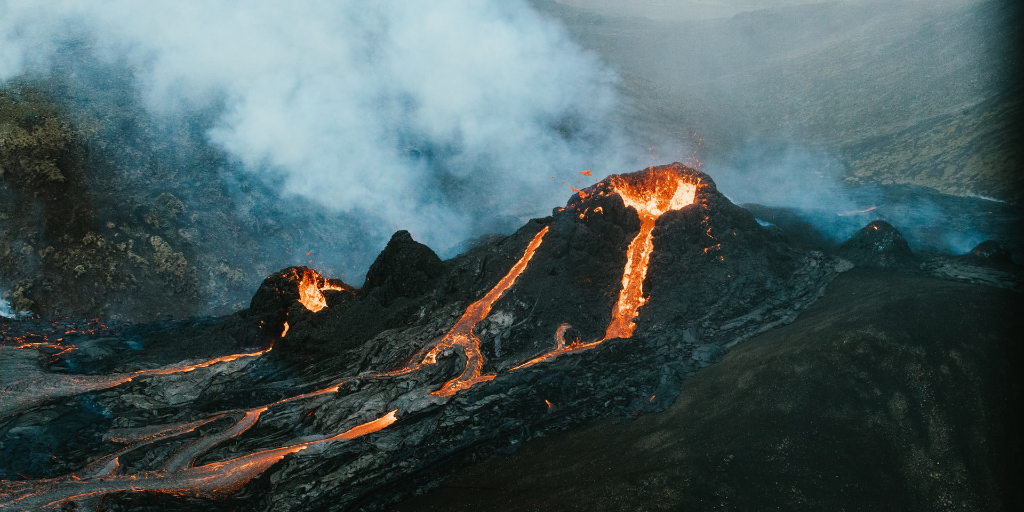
[0,292,14,318]
[711,142,991,254]
[1,0,627,257]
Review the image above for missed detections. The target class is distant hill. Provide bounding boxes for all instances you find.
[532,0,1022,203]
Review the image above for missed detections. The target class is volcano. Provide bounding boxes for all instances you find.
[2,163,1006,511]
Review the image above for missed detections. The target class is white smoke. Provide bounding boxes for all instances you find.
[0,292,13,319]
[711,141,990,253]
[0,0,628,255]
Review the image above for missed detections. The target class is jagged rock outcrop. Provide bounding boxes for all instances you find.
[964,240,1014,266]
[835,220,916,269]
[362,230,445,308]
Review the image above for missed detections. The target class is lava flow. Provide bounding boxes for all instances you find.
[515,167,699,369]
[137,345,273,377]
[1,270,390,510]
[390,226,549,397]
[0,411,399,511]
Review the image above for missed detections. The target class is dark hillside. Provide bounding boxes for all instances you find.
[397,269,1023,511]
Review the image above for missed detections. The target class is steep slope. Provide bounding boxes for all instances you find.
[396,268,1024,512]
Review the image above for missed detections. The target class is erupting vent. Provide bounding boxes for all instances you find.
[516,166,702,368]
[604,172,698,339]
[287,267,352,313]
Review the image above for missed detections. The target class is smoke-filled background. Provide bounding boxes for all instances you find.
[536,0,1021,251]
[1,0,631,251]
[1,0,1021,320]
[0,0,636,319]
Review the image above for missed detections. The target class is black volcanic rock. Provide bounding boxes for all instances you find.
[362,230,444,307]
[964,240,1014,266]
[243,266,354,345]
[248,268,305,320]
[395,270,1023,512]
[835,220,916,269]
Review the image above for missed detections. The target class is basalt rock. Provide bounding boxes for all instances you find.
[963,240,1014,267]
[362,230,445,308]
[835,220,916,269]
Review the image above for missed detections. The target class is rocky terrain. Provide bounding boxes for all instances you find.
[1,164,851,510]
[1,75,376,322]
[2,162,1020,510]
[396,267,1023,512]
[1,2,1020,510]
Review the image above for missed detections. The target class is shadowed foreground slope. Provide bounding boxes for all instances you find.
[397,269,1023,511]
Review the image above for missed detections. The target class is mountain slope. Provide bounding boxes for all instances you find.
[396,268,1023,511]
[532,0,1022,202]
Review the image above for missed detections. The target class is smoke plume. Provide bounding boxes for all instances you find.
[710,141,994,254]
[0,0,628,262]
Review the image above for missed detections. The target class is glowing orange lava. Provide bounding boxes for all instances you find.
[339,409,399,438]
[515,168,698,369]
[136,344,272,377]
[2,165,710,509]
[293,268,329,312]
[0,411,399,510]
[391,226,549,397]
[285,268,353,313]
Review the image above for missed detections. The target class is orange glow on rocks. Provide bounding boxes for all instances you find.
[1,410,399,509]
[515,167,700,369]
[284,267,353,313]
[294,268,329,312]
[338,409,399,439]
[137,344,272,377]
[390,226,549,397]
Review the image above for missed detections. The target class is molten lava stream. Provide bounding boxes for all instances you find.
[135,344,272,377]
[0,411,399,511]
[514,171,697,370]
[0,267,399,509]
[164,407,267,471]
[388,226,549,397]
